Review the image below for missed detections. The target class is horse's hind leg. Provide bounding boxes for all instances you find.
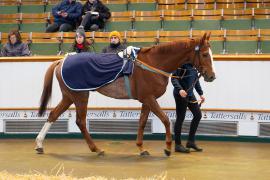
[136,103,151,156]
[35,96,72,154]
[74,92,104,156]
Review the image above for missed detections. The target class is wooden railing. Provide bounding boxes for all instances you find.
[1,0,270,10]
[1,29,270,42]
[1,54,270,62]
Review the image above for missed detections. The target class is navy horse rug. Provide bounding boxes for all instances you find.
[61,52,135,91]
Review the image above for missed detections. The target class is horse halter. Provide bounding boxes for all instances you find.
[193,45,203,74]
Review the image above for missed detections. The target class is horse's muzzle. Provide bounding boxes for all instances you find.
[203,73,216,82]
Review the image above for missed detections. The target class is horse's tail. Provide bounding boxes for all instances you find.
[38,60,61,117]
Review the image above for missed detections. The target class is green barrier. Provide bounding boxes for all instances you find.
[134,21,161,31]
[20,23,47,32]
[163,20,190,31]
[105,21,132,32]
[0,6,18,14]
[21,5,45,13]
[30,43,61,55]
[128,3,156,11]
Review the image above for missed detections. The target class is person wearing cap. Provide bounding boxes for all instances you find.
[79,0,111,31]
[102,31,126,53]
[69,27,92,53]
[46,0,82,32]
[171,63,205,153]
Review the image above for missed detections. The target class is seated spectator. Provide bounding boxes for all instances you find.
[70,27,93,53]
[1,29,31,57]
[102,31,126,53]
[79,0,111,31]
[46,0,82,32]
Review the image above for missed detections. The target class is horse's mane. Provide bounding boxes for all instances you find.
[140,38,201,54]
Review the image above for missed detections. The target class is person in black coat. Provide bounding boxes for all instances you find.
[79,0,111,31]
[171,63,205,153]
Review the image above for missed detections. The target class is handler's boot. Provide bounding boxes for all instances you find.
[175,144,190,153]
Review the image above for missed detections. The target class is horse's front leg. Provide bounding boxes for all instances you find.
[136,103,150,156]
[74,92,104,156]
[145,98,172,156]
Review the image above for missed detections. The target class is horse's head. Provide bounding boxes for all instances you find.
[192,32,216,82]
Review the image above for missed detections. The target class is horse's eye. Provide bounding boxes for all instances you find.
[202,53,208,57]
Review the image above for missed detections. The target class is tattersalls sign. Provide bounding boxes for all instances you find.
[208,112,246,120]
[257,113,270,121]
[0,109,269,136]
[0,110,269,121]
[0,111,20,118]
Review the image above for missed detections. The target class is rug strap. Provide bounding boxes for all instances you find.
[124,75,133,99]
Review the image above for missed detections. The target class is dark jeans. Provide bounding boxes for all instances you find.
[46,23,74,32]
[81,13,100,30]
[173,93,202,145]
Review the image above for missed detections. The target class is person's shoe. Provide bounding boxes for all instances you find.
[89,24,99,31]
[175,144,190,153]
[186,142,203,152]
[78,25,84,29]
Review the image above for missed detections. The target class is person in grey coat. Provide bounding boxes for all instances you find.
[1,29,31,57]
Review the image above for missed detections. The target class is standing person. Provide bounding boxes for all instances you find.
[79,0,111,31]
[171,63,205,153]
[102,31,126,53]
[1,29,31,57]
[69,27,92,53]
[46,0,82,32]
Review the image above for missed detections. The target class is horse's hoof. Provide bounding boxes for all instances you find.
[35,147,44,154]
[164,149,171,157]
[140,150,150,156]
[97,150,105,156]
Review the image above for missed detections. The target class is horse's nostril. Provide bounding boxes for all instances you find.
[210,76,216,81]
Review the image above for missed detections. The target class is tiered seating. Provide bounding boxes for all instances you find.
[0,14,20,32]
[0,13,52,32]
[1,9,269,32]
[1,30,270,54]
[0,0,270,54]
[0,0,19,14]
[157,0,270,10]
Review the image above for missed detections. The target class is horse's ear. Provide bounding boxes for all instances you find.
[202,33,207,40]
[201,33,207,44]
[206,32,211,41]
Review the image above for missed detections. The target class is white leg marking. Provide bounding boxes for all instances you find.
[36,122,53,148]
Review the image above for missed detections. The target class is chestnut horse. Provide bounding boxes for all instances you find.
[35,32,215,156]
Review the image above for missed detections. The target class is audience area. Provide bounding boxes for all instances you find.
[0,0,270,55]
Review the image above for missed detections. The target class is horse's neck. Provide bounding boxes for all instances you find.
[142,41,195,73]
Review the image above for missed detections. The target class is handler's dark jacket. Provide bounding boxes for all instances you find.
[171,63,203,98]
